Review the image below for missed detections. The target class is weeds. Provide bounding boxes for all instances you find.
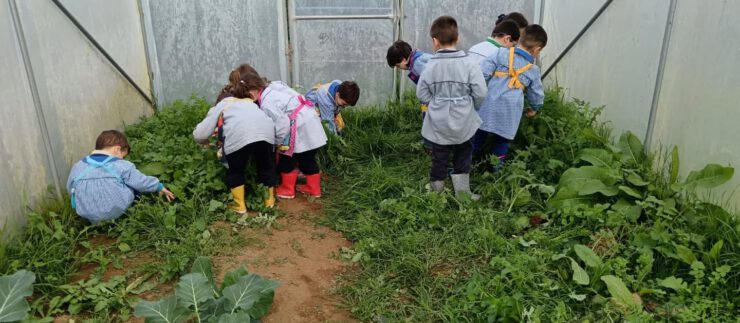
[324,90,739,321]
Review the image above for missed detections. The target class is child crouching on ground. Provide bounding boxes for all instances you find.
[304,80,360,135]
[67,130,175,224]
[417,16,487,200]
[474,25,547,168]
[239,72,328,198]
[193,73,289,213]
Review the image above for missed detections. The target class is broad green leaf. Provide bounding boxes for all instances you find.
[611,199,642,223]
[134,295,189,323]
[175,273,214,310]
[617,132,645,166]
[217,312,251,323]
[619,186,643,199]
[670,146,680,184]
[0,270,35,322]
[625,172,649,187]
[559,166,620,187]
[191,257,215,287]
[600,275,640,308]
[659,276,688,292]
[577,148,614,168]
[574,244,603,267]
[549,186,597,209]
[675,245,696,265]
[221,267,248,292]
[140,162,166,176]
[222,274,266,313]
[570,259,589,285]
[685,164,734,189]
[707,240,724,260]
[576,180,619,197]
[208,200,224,212]
[247,283,279,319]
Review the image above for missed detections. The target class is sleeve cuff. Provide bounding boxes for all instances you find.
[157,183,165,192]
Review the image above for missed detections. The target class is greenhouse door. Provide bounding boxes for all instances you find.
[287,0,401,105]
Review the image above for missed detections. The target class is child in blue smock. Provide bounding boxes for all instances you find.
[386,40,433,114]
[304,80,360,135]
[67,130,175,224]
[474,25,548,169]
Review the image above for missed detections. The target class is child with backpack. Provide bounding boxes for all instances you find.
[474,25,548,168]
[239,72,328,198]
[67,130,175,224]
[193,72,288,213]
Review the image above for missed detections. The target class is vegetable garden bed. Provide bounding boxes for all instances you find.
[0,90,738,322]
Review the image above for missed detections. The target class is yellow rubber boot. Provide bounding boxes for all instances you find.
[264,187,276,208]
[230,186,247,214]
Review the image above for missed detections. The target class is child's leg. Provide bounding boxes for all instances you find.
[295,149,322,196]
[225,144,254,213]
[277,154,297,174]
[253,141,279,187]
[294,149,320,175]
[225,145,253,188]
[489,133,512,165]
[451,140,473,175]
[471,129,490,163]
[430,142,452,181]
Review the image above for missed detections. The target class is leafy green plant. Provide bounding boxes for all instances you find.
[134,257,278,322]
[0,270,35,322]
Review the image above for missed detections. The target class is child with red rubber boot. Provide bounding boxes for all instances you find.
[239,72,328,199]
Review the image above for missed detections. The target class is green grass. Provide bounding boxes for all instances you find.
[324,91,739,322]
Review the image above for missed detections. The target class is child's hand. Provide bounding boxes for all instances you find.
[160,188,176,202]
[526,109,538,118]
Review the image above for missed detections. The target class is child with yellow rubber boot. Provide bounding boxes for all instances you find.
[238,72,328,199]
[194,72,288,213]
[304,80,360,136]
[475,25,547,169]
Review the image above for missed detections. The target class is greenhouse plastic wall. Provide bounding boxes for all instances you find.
[541,0,740,209]
[142,0,288,106]
[289,0,396,105]
[1,0,153,231]
[650,0,740,208]
[541,0,669,140]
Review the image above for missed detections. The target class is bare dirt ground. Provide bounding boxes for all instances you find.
[211,196,356,323]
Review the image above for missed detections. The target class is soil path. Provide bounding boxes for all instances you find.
[212,197,356,323]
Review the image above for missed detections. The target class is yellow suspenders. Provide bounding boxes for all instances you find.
[494,47,533,90]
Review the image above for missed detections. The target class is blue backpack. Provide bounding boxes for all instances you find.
[69,155,123,209]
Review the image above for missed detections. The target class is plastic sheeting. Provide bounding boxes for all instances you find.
[290,0,396,106]
[650,0,740,209]
[143,0,287,106]
[1,0,152,231]
[542,0,740,209]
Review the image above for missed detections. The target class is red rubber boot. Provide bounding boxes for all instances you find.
[276,170,299,199]
[297,173,322,197]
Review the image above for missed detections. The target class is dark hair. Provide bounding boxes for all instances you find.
[520,24,548,49]
[430,16,458,45]
[337,81,360,106]
[386,40,413,67]
[95,130,129,152]
[495,12,529,29]
[231,72,266,99]
[217,64,259,103]
[491,20,521,41]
